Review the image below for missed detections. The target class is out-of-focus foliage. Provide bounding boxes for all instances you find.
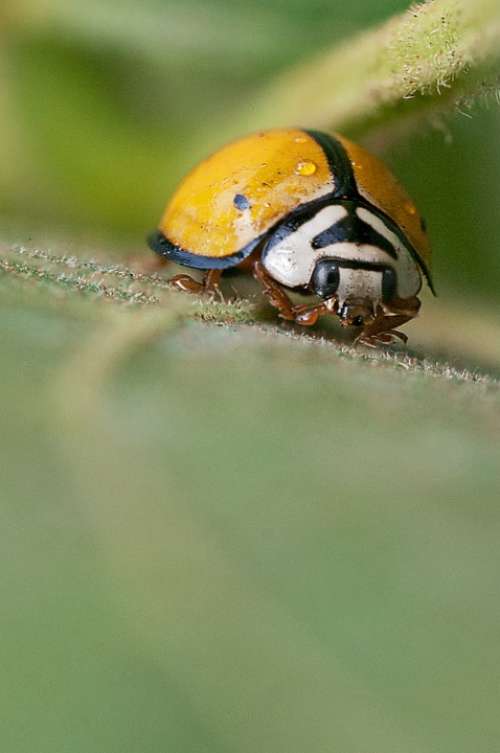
[1,0,500,302]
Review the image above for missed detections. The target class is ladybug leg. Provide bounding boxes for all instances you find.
[169,274,204,294]
[253,261,331,326]
[169,269,222,296]
[203,269,222,295]
[291,301,332,327]
[252,261,296,321]
[356,316,413,347]
[356,297,420,347]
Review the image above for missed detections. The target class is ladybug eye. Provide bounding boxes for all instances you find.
[312,260,340,298]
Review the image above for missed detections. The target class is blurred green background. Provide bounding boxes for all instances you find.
[2,3,500,753]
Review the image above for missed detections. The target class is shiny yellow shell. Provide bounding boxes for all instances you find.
[159,128,334,259]
[153,127,430,274]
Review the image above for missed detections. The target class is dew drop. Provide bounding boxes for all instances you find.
[295,160,317,176]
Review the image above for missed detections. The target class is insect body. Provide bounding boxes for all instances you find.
[148,128,433,345]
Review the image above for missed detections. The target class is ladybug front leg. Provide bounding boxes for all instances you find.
[253,261,330,326]
[169,269,222,296]
[252,261,296,321]
[356,297,420,347]
[291,301,331,326]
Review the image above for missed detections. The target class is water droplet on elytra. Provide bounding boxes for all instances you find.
[295,160,317,177]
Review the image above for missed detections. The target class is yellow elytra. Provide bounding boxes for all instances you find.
[151,127,431,271]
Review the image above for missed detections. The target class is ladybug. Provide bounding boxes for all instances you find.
[148,128,434,345]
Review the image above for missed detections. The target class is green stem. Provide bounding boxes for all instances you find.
[231,0,500,137]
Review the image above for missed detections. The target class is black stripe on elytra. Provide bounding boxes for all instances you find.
[147,230,263,270]
[305,130,358,199]
[311,210,398,259]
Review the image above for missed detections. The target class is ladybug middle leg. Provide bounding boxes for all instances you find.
[169,269,222,296]
[253,261,329,326]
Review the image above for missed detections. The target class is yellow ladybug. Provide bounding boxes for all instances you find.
[148,128,434,345]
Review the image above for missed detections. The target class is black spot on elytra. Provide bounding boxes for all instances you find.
[233,194,251,211]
